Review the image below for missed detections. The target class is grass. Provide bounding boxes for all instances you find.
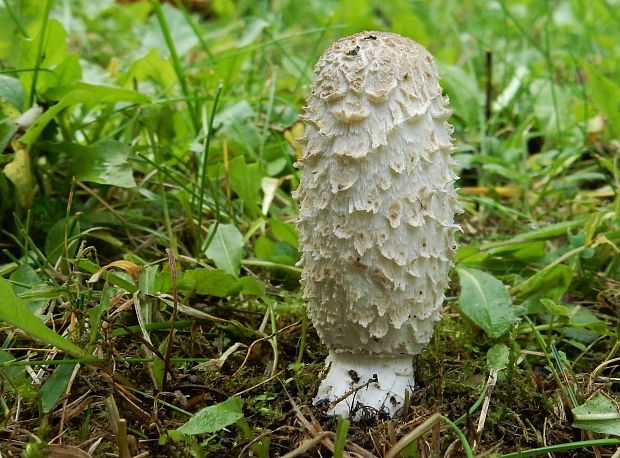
[0,0,619,456]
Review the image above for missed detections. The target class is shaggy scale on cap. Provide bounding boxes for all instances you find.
[294,31,460,418]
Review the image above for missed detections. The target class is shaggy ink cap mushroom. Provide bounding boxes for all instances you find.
[294,31,460,419]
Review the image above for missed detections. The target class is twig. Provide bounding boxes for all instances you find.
[233,370,285,397]
[474,369,499,450]
[232,320,300,377]
[240,426,296,457]
[329,376,378,409]
[281,432,334,458]
[284,384,376,458]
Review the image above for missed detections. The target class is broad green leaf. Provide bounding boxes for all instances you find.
[455,245,489,266]
[3,145,34,207]
[272,242,298,265]
[333,0,379,35]
[45,216,79,265]
[0,75,24,109]
[239,276,266,297]
[0,278,86,358]
[205,223,244,277]
[229,156,262,218]
[21,83,149,145]
[487,344,509,372]
[46,54,82,98]
[138,265,160,295]
[154,271,173,294]
[17,20,81,101]
[271,219,298,249]
[179,269,242,297]
[236,17,270,47]
[436,62,482,124]
[10,263,45,315]
[43,141,136,188]
[142,3,199,57]
[573,393,620,436]
[265,157,288,176]
[152,337,168,391]
[215,101,262,155]
[177,396,244,435]
[0,0,45,66]
[116,49,177,95]
[487,241,546,261]
[388,1,429,45]
[40,362,75,413]
[0,117,19,153]
[0,350,36,399]
[88,286,114,346]
[584,64,620,139]
[563,306,608,343]
[255,235,276,259]
[509,217,588,242]
[530,78,573,134]
[457,267,517,339]
[515,264,573,302]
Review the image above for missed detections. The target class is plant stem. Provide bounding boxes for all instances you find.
[29,0,53,107]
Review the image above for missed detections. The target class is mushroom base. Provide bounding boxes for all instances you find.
[314,351,415,419]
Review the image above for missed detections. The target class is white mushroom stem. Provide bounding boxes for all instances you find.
[316,352,414,418]
[295,31,459,419]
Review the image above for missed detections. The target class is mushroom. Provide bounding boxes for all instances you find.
[293,31,460,418]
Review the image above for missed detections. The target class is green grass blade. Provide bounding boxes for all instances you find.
[0,278,86,358]
[152,0,198,132]
[333,417,350,458]
[195,84,223,256]
[28,0,53,107]
[501,438,620,458]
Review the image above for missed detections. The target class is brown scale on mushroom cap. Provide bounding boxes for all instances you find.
[294,31,460,358]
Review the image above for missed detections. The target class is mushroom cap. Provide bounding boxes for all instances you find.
[295,31,460,357]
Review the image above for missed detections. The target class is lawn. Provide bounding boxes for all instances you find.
[1,0,619,457]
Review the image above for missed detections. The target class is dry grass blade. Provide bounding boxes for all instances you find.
[286,388,377,458]
[233,370,285,397]
[384,413,443,458]
[156,294,230,323]
[52,392,94,421]
[232,320,300,377]
[474,369,499,450]
[238,426,295,457]
[113,384,151,422]
[194,342,244,371]
[280,432,334,458]
[105,395,120,435]
[83,437,104,455]
[48,444,93,458]
[286,389,335,454]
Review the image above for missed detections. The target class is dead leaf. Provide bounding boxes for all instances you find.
[48,444,92,458]
[4,143,35,207]
[88,260,141,283]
